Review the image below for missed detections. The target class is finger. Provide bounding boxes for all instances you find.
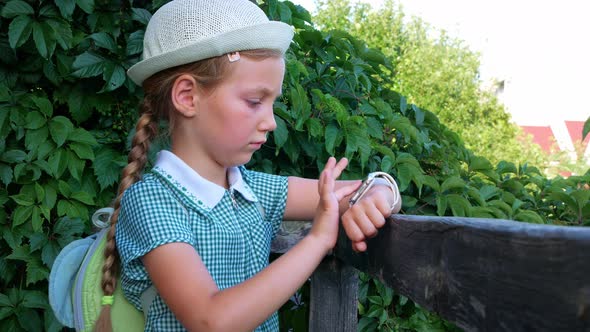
[331,157,349,180]
[323,166,335,194]
[341,215,365,243]
[366,205,387,229]
[374,191,393,217]
[318,169,329,199]
[317,166,325,193]
[334,182,361,201]
[353,241,367,252]
[325,156,336,170]
[318,157,336,187]
[353,211,378,238]
[321,157,338,195]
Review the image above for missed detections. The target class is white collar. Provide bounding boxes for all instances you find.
[152,150,258,209]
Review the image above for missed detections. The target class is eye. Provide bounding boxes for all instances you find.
[247,99,262,107]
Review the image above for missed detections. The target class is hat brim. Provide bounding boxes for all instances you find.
[127,21,294,86]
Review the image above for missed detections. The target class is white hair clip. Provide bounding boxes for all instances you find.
[227,52,241,62]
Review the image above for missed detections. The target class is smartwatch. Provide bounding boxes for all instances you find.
[348,171,400,214]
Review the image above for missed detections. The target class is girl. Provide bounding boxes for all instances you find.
[95,0,401,331]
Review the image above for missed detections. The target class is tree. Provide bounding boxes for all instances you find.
[314,0,548,168]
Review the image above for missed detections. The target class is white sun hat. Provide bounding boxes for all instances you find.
[127,0,295,85]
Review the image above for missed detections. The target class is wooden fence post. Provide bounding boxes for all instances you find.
[309,256,358,332]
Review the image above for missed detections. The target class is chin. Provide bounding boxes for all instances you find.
[226,155,253,168]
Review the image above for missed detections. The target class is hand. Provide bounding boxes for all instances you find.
[309,157,360,253]
[341,183,401,252]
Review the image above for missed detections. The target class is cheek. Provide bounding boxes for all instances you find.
[226,120,254,140]
[206,96,258,140]
[206,99,236,127]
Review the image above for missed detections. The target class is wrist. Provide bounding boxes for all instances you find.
[349,172,400,214]
[305,230,336,256]
[372,178,400,212]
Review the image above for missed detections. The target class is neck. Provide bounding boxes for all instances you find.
[171,145,229,189]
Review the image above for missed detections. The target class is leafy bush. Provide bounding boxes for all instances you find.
[0,0,588,331]
[313,0,549,169]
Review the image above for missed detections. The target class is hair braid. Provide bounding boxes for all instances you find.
[94,104,157,332]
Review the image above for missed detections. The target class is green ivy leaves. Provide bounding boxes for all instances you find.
[71,51,127,92]
[2,0,35,18]
[0,216,83,331]
[93,147,126,190]
[7,15,33,49]
[0,288,50,332]
[2,0,73,59]
[0,1,588,332]
[54,0,95,17]
[0,85,98,330]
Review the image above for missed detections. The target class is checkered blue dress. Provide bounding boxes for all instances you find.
[116,151,288,331]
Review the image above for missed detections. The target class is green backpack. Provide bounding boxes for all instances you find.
[49,208,151,331]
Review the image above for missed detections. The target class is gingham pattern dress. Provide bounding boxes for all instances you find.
[116,150,288,331]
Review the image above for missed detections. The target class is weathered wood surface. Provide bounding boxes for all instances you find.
[271,220,310,253]
[272,221,358,331]
[332,214,590,332]
[309,257,358,332]
[272,217,590,331]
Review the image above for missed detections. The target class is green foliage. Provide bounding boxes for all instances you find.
[357,274,461,332]
[314,0,548,168]
[0,0,588,331]
[0,0,145,329]
[543,140,590,177]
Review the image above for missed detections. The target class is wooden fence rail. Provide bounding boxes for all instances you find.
[271,215,590,332]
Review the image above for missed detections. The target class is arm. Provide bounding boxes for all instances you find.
[284,167,402,252]
[283,176,361,220]
[142,158,358,332]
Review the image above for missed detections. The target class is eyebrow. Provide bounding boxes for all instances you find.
[248,87,282,98]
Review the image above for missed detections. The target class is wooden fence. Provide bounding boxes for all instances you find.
[271,215,590,332]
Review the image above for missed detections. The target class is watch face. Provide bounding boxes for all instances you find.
[349,178,375,206]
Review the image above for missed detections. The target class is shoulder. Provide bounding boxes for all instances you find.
[239,167,288,222]
[116,174,193,257]
[123,173,166,200]
[119,173,189,224]
[122,173,184,208]
[240,166,288,192]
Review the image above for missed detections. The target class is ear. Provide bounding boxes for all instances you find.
[171,74,199,118]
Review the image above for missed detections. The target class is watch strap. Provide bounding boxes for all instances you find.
[348,171,400,214]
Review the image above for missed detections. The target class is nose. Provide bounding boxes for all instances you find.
[259,104,277,132]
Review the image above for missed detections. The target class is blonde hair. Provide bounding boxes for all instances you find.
[93,49,282,331]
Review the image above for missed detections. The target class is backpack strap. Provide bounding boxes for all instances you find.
[92,207,159,322]
[92,207,114,229]
[139,285,158,321]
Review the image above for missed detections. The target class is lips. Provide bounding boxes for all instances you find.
[248,141,265,151]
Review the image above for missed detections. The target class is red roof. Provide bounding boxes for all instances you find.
[565,120,589,148]
[521,125,556,152]
[521,120,588,154]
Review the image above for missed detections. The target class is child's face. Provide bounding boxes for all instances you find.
[186,55,285,170]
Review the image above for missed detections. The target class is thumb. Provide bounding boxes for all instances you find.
[334,180,362,202]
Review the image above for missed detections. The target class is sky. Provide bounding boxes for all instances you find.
[288,0,590,126]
